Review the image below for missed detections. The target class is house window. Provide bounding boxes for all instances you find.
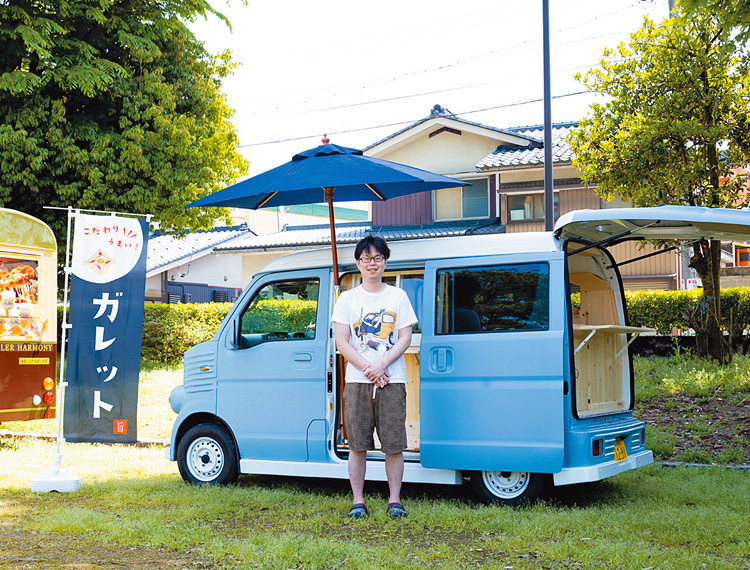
[508,193,559,221]
[434,178,489,221]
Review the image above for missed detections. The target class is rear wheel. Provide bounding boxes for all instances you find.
[470,471,544,506]
[177,423,239,485]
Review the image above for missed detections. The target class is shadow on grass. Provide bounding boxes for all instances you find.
[236,473,472,503]
[234,472,624,510]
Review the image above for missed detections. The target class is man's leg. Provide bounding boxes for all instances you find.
[385,452,404,505]
[348,450,368,505]
[344,383,374,508]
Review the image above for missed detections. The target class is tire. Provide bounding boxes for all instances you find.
[177,423,239,485]
[470,471,544,506]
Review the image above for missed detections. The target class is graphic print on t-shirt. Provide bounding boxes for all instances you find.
[353,307,397,354]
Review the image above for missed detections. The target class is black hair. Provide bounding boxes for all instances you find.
[354,234,390,261]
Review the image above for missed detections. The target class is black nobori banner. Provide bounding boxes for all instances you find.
[63,214,148,444]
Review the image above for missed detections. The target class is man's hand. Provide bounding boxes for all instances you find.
[363,361,389,387]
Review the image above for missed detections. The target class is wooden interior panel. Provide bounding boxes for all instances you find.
[573,327,626,416]
[570,273,620,326]
[339,273,355,293]
[405,352,420,451]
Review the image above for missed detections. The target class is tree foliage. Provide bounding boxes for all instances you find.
[0,0,249,240]
[568,2,750,361]
[681,0,750,40]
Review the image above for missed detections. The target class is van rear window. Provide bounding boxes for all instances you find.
[436,263,549,334]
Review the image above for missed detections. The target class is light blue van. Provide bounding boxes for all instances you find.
[167,206,750,505]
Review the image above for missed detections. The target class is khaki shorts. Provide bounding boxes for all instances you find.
[344,382,407,454]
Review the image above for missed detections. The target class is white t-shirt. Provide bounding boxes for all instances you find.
[332,284,418,384]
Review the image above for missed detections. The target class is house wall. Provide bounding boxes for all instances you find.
[499,164,579,184]
[233,208,357,236]
[373,191,432,226]
[146,253,244,300]
[166,252,243,288]
[145,274,165,300]
[372,128,507,175]
[241,250,305,285]
[608,242,678,290]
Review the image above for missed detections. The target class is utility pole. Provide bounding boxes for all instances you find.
[543,0,554,231]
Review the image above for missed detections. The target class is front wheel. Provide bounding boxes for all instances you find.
[177,423,239,485]
[470,471,544,506]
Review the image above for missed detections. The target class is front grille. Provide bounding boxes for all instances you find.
[183,342,218,394]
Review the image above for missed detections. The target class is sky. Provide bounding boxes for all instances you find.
[189,0,671,177]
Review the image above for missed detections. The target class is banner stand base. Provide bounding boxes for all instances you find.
[31,454,82,493]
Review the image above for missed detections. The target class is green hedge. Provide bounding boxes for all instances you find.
[625,289,698,334]
[240,299,317,334]
[57,302,234,364]
[626,288,750,339]
[142,300,316,363]
[141,303,233,363]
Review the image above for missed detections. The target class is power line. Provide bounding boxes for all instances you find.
[237,91,590,148]
[232,2,643,116]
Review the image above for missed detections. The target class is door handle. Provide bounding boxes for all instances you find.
[435,347,447,372]
[293,353,312,362]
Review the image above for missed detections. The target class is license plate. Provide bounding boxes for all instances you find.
[614,439,628,462]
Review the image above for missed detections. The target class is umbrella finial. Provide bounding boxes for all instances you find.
[321,134,330,144]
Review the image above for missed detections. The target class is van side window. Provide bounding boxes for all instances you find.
[238,278,319,348]
[436,263,549,334]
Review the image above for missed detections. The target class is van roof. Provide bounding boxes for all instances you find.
[259,231,561,275]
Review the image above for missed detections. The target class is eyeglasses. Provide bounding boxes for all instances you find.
[358,255,385,263]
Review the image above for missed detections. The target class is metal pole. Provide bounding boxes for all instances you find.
[543,0,555,231]
[31,207,81,492]
[54,207,74,462]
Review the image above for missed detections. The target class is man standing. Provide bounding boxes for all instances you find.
[332,235,417,519]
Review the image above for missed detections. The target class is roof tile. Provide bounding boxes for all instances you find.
[477,123,577,169]
[147,225,252,272]
[215,220,505,253]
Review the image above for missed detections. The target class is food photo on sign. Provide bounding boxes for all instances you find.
[0,257,45,340]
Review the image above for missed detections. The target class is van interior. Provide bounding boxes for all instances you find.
[566,243,637,418]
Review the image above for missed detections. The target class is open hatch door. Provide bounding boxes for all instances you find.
[555,205,750,246]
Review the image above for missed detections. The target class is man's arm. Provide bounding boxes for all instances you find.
[362,325,413,384]
[334,322,371,374]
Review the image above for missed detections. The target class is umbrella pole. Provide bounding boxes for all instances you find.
[325,186,348,443]
[325,187,340,289]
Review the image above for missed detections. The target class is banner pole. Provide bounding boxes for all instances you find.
[32,207,82,492]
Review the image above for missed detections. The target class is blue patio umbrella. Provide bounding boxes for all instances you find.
[187,138,468,286]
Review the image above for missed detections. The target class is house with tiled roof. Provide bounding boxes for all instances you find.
[146,225,252,303]
[362,105,679,290]
[218,105,746,291]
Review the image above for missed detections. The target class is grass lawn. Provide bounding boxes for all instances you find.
[1,356,749,569]
[1,438,748,569]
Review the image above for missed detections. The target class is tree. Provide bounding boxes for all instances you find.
[568,2,750,362]
[0,0,249,243]
[681,0,750,40]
